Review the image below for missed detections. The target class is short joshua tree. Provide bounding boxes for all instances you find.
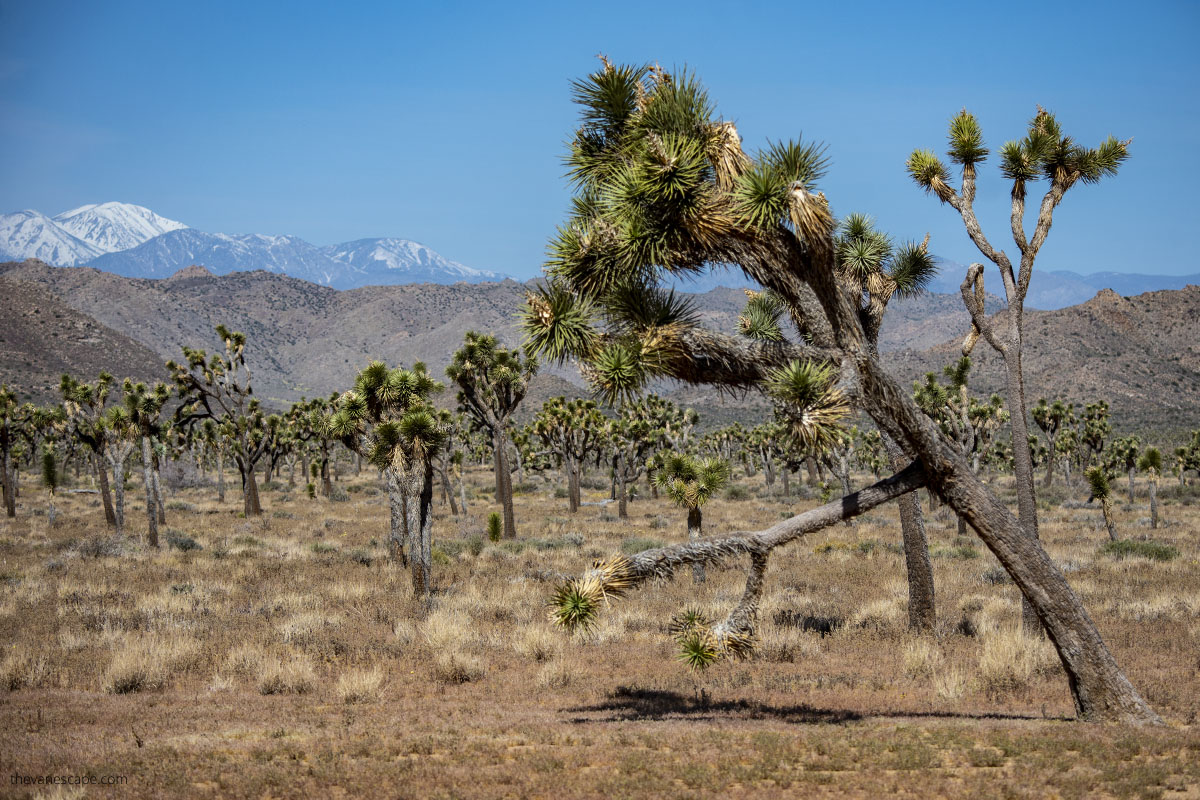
[655,454,730,584]
[1086,466,1118,542]
[1137,447,1163,530]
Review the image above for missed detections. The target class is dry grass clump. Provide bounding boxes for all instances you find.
[223,642,268,678]
[277,610,342,646]
[902,637,943,678]
[422,608,479,652]
[757,627,821,663]
[257,654,317,695]
[102,632,202,694]
[848,596,904,631]
[934,667,969,701]
[2,645,52,690]
[432,649,484,684]
[335,665,385,703]
[976,628,1059,697]
[536,660,574,689]
[512,623,561,662]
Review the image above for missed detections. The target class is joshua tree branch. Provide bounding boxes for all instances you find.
[960,264,1006,355]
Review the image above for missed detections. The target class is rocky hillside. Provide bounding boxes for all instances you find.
[885,286,1200,435]
[0,278,166,401]
[2,259,1196,437]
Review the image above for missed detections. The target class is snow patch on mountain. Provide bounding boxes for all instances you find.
[324,238,503,283]
[53,201,187,253]
[0,210,102,266]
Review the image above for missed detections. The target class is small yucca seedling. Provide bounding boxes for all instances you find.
[306,482,316,499]
[668,608,711,640]
[549,580,599,632]
[677,630,720,671]
[41,448,58,494]
[487,511,502,542]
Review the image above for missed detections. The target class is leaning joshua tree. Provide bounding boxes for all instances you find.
[527,59,1158,723]
[446,332,537,539]
[1086,465,1119,542]
[908,108,1129,631]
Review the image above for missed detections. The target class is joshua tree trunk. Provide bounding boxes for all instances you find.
[1127,467,1136,504]
[410,462,434,602]
[781,465,790,498]
[239,460,262,517]
[566,455,581,513]
[216,448,226,503]
[884,437,936,632]
[94,453,116,527]
[112,463,126,533]
[1102,496,1118,542]
[492,428,516,538]
[152,449,166,525]
[321,457,333,498]
[140,435,159,548]
[1149,479,1158,529]
[457,466,469,515]
[1,450,13,518]
[616,453,629,519]
[439,461,458,515]
[999,333,1043,633]
[688,506,705,584]
[385,468,407,566]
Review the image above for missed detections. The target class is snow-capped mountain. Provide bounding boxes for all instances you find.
[323,238,504,285]
[53,202,187,253]
[0,209,103,266]
[1,201,512,288]
[88,229,345,283]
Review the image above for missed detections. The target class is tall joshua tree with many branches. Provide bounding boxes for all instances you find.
[529,397,606,513]
[908,108,1130,631]
[527,59,1157,723]
[60,372,118,528]
[446,332,536,539]
[169,326,270,516]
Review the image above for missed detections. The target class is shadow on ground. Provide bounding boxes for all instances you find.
[567,686,1069,724]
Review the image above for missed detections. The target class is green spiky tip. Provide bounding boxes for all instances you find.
[549,580,600,632]
[676,630,720,671]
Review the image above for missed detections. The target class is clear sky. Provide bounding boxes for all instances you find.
[1,0,1197,280]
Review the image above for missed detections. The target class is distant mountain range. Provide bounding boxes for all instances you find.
[926,258,1200,311]
[0,202,507,289]
[1,201,1196,302]
[2,258,1197,437]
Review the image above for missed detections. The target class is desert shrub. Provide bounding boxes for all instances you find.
[166,500,196,512]
[74,535,125,559]
[432,548,452,566]
[1,646,50,691]
[257,655,317,695]
[1099,539,1179,562]
[329,486,351,502]
[347,549,374,567]
[850,598,904,631]
[310,542,338,554]
[335,666,384,704]
[272,510,295,520]
[554,487,569,499]
[620,536,663,555]
[166,530,202,552]
[977,628,1059,696]
[724,484,751,501]
[432,650,484,684]
[931,544,980,559]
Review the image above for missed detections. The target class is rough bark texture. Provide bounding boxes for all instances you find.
[886,437,936,632]
[386,468,407,566]
[1149,481,1158,529]
[688,506,705,584]
[95,454,116,527]
[140,436,159,548]
[493,428,516,538]
[2,451,14,518]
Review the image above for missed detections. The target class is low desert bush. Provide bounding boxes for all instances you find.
[336,666,384,704]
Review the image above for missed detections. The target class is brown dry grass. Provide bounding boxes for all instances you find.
[1,466,1198,798]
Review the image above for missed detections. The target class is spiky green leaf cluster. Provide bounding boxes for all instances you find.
[655,453,730,510]
[764,360,849,452]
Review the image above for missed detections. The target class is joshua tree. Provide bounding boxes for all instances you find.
[101,405,138,533]
[1080,401,1112,467]
[123,380,170,548]
[655,454,730,583]
[1138,447,1162,529]
[527,60,1157,723]
[909,108,1129,632]
[1,386,39,518]
[60,373,119,527]
[1032,398,1075,488]
[529,397,606,512]
[446,332,536,539]
[326,361,445,597]
[1086,466,1118,542]
[1174,430,1200,486]
[41,444,59,526]
[169,326,270,516]
[1106,435,1141,504]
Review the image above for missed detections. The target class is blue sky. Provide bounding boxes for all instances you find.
[1,0,1197,280]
